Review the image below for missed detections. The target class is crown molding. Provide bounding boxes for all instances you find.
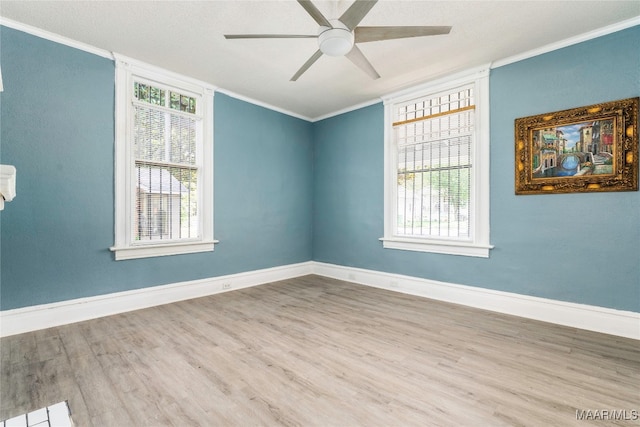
[215,88,312,122]
[310,98,382,122]
[491,16,640,69]
[0,16,113,59]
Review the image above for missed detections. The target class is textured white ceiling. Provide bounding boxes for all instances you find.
[1,1,639,120]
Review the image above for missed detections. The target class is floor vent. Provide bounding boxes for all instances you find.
[1,401,72,427]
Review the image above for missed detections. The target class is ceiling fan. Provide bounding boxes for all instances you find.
[225,0,451,81]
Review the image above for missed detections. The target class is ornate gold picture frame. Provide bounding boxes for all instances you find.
[515,97,638,195]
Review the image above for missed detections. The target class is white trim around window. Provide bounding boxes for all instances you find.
[110,54,217,260]
[380,65,493,258]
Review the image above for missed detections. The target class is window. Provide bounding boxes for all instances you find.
[111,55,216,260]
[381,66,492,257]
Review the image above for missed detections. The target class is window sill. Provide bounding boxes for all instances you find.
[379,237,493,258]
[110,240,219,261]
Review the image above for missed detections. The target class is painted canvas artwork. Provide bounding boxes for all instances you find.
[532,119,615,178]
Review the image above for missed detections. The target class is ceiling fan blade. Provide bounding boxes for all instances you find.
[291,49,324,81]
[225,34,317,39]
[339,0,378,31]
[345,45,380,79]
[354,26,452,43]
[297,0,332,28]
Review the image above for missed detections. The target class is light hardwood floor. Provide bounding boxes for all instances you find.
[1,275,639,426]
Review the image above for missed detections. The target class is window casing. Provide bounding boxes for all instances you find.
[381,66,492,257]
[111,55,216,260]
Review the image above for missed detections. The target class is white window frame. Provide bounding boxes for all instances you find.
[111,54,217,260]
[380,65,493,258]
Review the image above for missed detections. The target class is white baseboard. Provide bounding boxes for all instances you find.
[2,261,638,340]
[0,262,314,337]
[311,262,640,340]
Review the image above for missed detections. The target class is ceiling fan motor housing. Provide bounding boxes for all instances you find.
[318,20,354,56]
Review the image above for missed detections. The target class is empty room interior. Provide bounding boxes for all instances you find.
[1,1,639,426]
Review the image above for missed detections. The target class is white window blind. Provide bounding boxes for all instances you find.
[133,82,200,242]
[394,85,474,239]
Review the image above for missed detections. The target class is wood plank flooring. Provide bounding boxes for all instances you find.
[1,275,639,426]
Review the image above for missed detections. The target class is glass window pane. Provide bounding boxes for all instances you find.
[170,114,197,165]
[134,106,166,162]
[134,82,165,106]
[134,164,199,241]
[395,85,474,239]
[170,91,180,111]
[170,91,196,114]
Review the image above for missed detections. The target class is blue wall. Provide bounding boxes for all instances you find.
[1,24,638,313]
[313,26,640,312]
[0,27,313,310]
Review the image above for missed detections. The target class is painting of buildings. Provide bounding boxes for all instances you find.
[532,119,615,178]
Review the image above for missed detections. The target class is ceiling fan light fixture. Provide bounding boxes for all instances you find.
[225,0,453,81]
[318,21,354,56]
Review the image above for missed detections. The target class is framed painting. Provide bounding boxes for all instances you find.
[515,97,638,194]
